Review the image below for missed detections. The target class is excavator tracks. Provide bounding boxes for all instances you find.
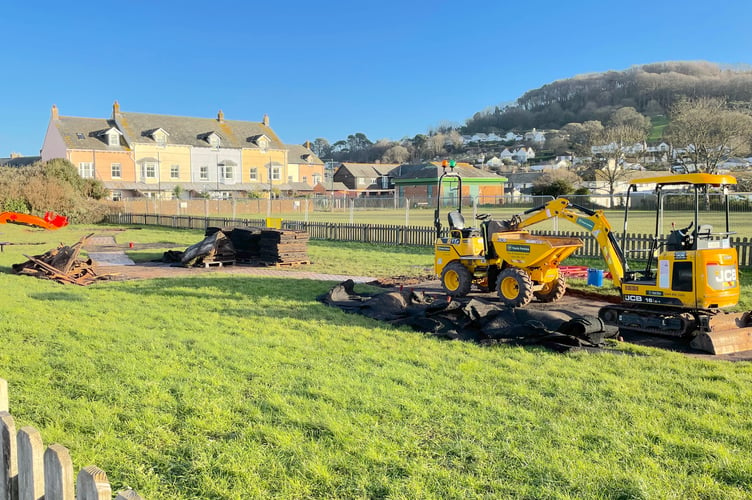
[599,304,752,355]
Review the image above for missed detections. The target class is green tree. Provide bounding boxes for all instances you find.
[532,169,582,197]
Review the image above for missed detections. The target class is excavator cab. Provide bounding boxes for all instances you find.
[602,173,752,354]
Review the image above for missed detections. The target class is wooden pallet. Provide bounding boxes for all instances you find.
[259,260,311,268]
[200,260,235,268]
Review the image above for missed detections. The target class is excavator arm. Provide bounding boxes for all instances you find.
[502,198,627,287]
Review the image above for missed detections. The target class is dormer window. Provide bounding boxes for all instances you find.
[201,132,221,149]
[250,134,270,152]
[150,128,169,147]
[108,132,120,147]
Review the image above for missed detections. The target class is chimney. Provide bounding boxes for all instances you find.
[51,104,59,120]
[217,110,224,123]
[262,114,269,127]
[112,100,121,118]
[10,152,21,159]
[305,140,311,149]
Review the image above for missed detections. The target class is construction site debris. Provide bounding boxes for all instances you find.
[179,231,235,267]
[319,280,617,352]
[11,234,111,285]
[164,226,310,267]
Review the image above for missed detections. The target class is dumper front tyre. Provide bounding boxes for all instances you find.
[534,275,566,303]
[496,268,534,307]
[441,262,472,297]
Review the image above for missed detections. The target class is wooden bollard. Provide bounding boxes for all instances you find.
[76,466,112,500]
[44,444,74,500]
[0,412,18,500]
[17,426,44,500]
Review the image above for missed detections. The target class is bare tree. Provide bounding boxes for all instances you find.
[593,124,647,204]
[382,145,410,164]
[666,97,752,173]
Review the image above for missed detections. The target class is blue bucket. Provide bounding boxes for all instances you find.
[587,268,604,287]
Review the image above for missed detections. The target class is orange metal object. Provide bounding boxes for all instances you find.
[0,211,68,230]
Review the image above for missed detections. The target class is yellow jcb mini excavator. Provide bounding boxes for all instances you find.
[501,173,752,355]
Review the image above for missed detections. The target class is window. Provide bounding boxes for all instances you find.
[200,166,209,180]
[154,131,167,146]
[288,175,293,183]
[302,176,308,183]
[142,162,156,179]
[271,166,281,181]
[357,177,367,186]
[111,191,122,202]
[170,165,180,179]
[313,174,322,185]
[221,165,234,180]
[111,163,121,178]
[79,162,94,179]
[249,168,258,181]
[108,133,119,146]
[209,135,220,149]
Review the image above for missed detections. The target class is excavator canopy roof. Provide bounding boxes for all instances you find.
[630,173,737,187]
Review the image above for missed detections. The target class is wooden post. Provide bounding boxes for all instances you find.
[0,412,18,500]
[76,466,111,500]
[44,444,74,500]
[17,427,44,500]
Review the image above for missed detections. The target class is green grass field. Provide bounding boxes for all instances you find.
[1,224,752,498]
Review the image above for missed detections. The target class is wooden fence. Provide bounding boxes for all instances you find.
[0,378,142,500]
[105,213,752,267]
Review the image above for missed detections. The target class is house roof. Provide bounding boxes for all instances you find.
[279,181,314,191]
[53,116,130,151]
[0,156,41,167]
[115,110,284,149]
[390,162,507,182]
[338,162,399,177]
[286,144,324,165]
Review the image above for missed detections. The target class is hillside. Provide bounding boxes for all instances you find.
[464,61,752,134]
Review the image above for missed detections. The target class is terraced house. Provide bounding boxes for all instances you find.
[41,102,324,200]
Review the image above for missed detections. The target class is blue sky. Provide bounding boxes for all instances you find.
[1,0,751,156]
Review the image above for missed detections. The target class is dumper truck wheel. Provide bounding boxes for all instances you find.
[534,275,566,303]
[441,262,472,297]
[496,268,534,307]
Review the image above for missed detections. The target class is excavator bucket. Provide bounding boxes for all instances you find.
[690,311,752,355]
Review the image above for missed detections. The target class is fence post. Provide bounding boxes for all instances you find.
[76,466,112,500]
[17,427,44,500]
[0,412,18,500]
[44,444,74,500]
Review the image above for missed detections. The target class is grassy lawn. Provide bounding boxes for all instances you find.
[648,115,669,142]
[1,224,752,498]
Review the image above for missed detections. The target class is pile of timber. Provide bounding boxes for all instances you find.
[259,230,309,266]
[206,226,261,263]
[166,226,311,268]
[180,231,236,267]
[11,234,109,285]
